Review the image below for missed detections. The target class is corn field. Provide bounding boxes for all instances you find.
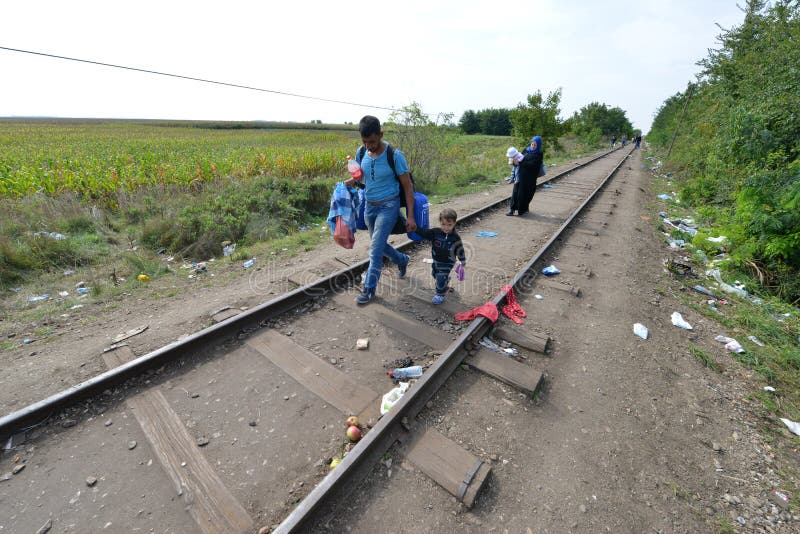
[0,120,360,202]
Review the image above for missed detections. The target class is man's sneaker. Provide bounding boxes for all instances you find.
[355,288,375,305]
[398,255,409,279]
[431,294,446,305]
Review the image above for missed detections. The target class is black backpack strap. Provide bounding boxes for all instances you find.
[385,144,397,179]
[356,145,366,164]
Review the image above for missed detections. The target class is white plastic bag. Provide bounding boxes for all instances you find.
[381,382,410,415]
[633,323,649,339]
[714,335,745,354]
[671,312,693,330]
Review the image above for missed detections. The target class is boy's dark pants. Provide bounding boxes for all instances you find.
[432,261,454,295]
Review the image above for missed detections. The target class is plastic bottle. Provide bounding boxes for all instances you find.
[388,365,423,379]
[346,156,363,181]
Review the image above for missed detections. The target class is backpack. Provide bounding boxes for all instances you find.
[356,144,415,208]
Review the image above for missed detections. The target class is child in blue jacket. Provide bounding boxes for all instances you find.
[414,208,467,304]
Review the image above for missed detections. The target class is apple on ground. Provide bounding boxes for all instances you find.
[346,416,359,428]
[346,425,362,442]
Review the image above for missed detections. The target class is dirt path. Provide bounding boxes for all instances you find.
[1,149,796,532]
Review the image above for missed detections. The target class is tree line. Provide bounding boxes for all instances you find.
[647,0,800,302]
[458,91,638,152]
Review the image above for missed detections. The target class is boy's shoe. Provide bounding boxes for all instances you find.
[355,287,376,305]
[398,255,409,279]
[431,294,446,305]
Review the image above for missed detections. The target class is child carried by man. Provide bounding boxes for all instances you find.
[413,208,467,304]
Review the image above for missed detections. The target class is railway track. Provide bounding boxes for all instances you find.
[1,146,634,533]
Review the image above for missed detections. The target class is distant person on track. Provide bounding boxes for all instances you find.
[611,135,617,148]
[507,135,544,216]
[621,134,628,147]
[414,208,466,305]
[635,134,642,149]
[344,115,416,305]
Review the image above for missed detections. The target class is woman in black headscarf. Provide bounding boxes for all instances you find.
[507,135,543,216]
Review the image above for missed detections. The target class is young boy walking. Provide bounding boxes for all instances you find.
[414,208,466,304]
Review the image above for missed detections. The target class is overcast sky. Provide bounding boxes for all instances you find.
[0,1,745,133]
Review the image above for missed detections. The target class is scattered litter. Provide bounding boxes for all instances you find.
[27,294,51,302]
[356,338,369,350]
[677,224,698,236]
[770,489,791,510]
[541,184,555,189]
[633,323,649,339]
[381,382,410,415]
[737,516,746,526]
[671,312,693,330]
[707,269,763,304]
[747,335,765,347]
[500,285,526,324]
[714,335,745,354]
[693,285,719,299]
[223,243,237,257]
[69,304,83,310]
[63,270,75,276]
[76,287,90,295]
[764,386,776,393]
[113,325,149,343]
[422,258,434,264]
[707,236,727,243]
[137,274,150,282]
[534,294,543,300]
[668,239,685,249]
[23,338,33,344]
[36,231,66,240]
[387,357,414,369]
[657,194,672,200]
[243,258,255,269]
[454,302,499,323]
[476,231,498,238]
[542,265,560,276]
[389,365,423,379]
[658,211,667,218]
[58,291,69,297]
[479,337,501,352]
[780,418,800,436]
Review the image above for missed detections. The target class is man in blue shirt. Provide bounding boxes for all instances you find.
[344,116,416,304]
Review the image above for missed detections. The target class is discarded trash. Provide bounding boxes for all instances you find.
[57,291,69,297]
[671,312,693,330]
[500,285,526,324]
[113,325,149,343]
[693,285,719,299]
[668,239,685,249]
[27,294,51,302]
[657,194,672,200]
[356,338,369,350]
[714,335,745,354]
[658,211,667,218]
[479,337,501,352]
[223,243,237,257]
[37,231,66,240]
[737,516,746,526]
[534,294,544,300]
[633,323,649,339]
[63,270,75,276]
[23,338,32,344]
[455,302,499,323]
[389,365,423,380]
[381,382,410,415]
[541,184,555,189]
[769,489,791,510]
[243,259,255,269]
[476,231,498,238]
[707,269,763,304]
[76,287,90,295]
[707,236,727,243]
[780,418,800,436]
[422,258,434,264]
[764,386,776,392]
[137,274,150,282]
[747,335,765,347]
[69,304,83,310]
[329,457,342,471]
[542,265,560,276]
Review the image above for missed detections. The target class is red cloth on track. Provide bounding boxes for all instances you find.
[454,302,499,323]
[500,285,526,324]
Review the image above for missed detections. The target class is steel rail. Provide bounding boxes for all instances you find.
[0,146,625,441]
[274,147,635,532]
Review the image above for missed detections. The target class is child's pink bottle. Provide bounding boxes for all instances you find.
[346,156,363,181]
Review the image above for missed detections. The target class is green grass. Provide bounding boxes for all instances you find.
[689,344,720,372]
